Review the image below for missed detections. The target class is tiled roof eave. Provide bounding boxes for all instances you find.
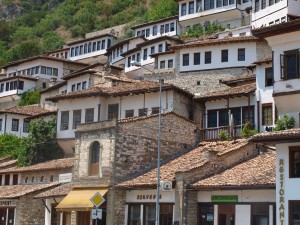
[190,184,275,190]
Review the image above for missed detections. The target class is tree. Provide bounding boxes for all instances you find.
[18,90,41,106]
[41,31,64,52]
[0,134,26,158]
[146,0,178,21]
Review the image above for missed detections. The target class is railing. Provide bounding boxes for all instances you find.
[200,125,243,141]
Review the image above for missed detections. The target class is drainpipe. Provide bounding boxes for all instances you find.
[4,113,7,134]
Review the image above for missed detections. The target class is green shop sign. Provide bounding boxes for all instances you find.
[211,195,238,203]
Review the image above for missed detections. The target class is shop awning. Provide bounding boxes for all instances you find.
[56,188,108,211]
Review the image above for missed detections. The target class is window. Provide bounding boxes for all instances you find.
[158,44,163,53]
[205,51,212,64]
[0,119,2,131]
[183,54,190,66]
[82,81,87,90]
[128,56,131,68]
[197,0,202,11]
[138,108,148,117]
[165,23,170,33]
[251,203,270,225]
[262,104,273,126]
[128,205,141,225]
[108,39,111,48]
[265,67,274,86]
[223,0,229,6]
[0,83,4,92]
[238,48,245,61]
[181,3,187,16]
[207,110,217,128]
[5,83,9,91]
[5,174,9,185]
[79,45,83,55]
[71,48,75,57]
[160,61,166,69]
[189,1,195,14]
[60,111,69,130]
[198,204,214,225]
[168,59,174,68]
[146,28,150,37]
[85,108,94,123]
[25,177,28,184]
[12,174,18,185]
[23,119,30,133]
[204,0,214,10]
[194,52,201,65]
[108,104,119,120]
[269,0,274,5]
[242,106,255,127]
[97,41,101,51]
[136,53,141,62]
[290,147,300,178]
[143,48,148,60]
[40,176,44,182]
[101,40,106,50]
[281,50,299,80]
[137,31,141,37]
[141,30,145,37]
[170,22,175,32]
[261,0,266,9]
[46,67,52,76]
[219,109,229,126]
[151,46,155,55]
[18,81,24,90]
[289,201,300,225]
[153,26,158,36]
[144,205,156,225]
[89,142,100,176]
[72,110,81,129]
[53,68,58,76]
[221,49,228,62]
[152,107,160,114]
[41,66,46,74]
[92,42,96,51]
[255,0,260,11]
[9,82,13,90]
[11,119,19,132]
[217,0,222,7]
[71,84,76,92]
[76,83,81,91]
[125,110,134,118]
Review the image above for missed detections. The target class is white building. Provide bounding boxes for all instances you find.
[47,47,70,60]
[66,34,116,64]
[132,16,179,40]
[251,0,300,28]
[122,36,182,79]
[178,0,252,33]
[253,19,300,127]
[0,105,55,137]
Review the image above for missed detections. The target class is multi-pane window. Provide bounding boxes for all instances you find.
[125,110,134,118]
[82,81,87,90]
[280,50,299,80]
[255,0,260,11]
[128,56,131,68]
[204,0,215,10]
[128,205,141,225]
[0,119,2,131]
[89,142,100,176]
[153,26,157,36]
[207,110,217,128]
[143,49,148,60]
[138,108,148,117]
[150,46,155,55]
[170,22,175,32]
[183,54,190,66]
[238,48,246,61]
[262,104,273,126]
[101,40,106,50]
[146,29,150,37]
[158,44,163,53]
[160,61,166,69]
[290,147,300,178]
[181,3,187,16]
[136,53,141,62]
[194,53,201,65]
[108,104,119,120]
[289,201,300,225]
[23,119,30,133]
[251,203,270,225]
[261,0,266,9]
[265,67,274,86]
[60,111,69,130]
[205,51,212,64]
[11,119,19,132]
[85,108,94,123]
[160,25,165,34]
[189,1,195,14]
[144,205,156,225]
[196,0,202,12]
[71,84,76,92]
[73,110,81,129]
[152,107,160,115]
[221,49,229,62]
[165,24,170,33]
[168,59,174,68]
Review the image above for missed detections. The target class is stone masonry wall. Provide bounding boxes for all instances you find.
[16,194,45,225]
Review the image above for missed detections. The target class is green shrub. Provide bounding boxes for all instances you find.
[219,131,229,141]
[18,90,40,106]
[274,115,295,131]
[241,122,258,138]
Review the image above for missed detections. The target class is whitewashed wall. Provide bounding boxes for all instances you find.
[0,113,29,137]
[66,74,90,92]
[0,79,36,98]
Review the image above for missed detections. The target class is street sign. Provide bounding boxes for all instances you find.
[90,192,106,208]
[91,208,102,220]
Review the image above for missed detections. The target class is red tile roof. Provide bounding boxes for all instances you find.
[0,158,74,174]
[252,128,300,142]
[118,139,250,188]
[0,105,56,117]
[192,150,276,189]
[0,159,17,170]
[0,75,38,82]
[35,182,72,198]
[0,182,60,199]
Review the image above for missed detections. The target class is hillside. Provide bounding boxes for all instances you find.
[0,0,177,66]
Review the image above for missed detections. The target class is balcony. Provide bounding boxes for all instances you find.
[200,125,243,141]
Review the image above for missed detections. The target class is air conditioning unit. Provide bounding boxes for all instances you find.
[160,181,172,191]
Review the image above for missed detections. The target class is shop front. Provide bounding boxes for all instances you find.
[125,190,175,225]
[0,200,16,225]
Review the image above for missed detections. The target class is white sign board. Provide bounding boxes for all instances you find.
[91,209,102,220]
[59,173,72,183]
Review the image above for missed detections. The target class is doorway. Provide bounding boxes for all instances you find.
[218,205,235,225]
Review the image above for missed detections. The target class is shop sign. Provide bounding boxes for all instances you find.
[136,194,162,200]
[0,201,16,207]
[279,159,285,225]
[59,173,72,183]
[211,195,238,203]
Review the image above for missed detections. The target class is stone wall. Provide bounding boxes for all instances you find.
[106,188,126,225]
[16,194,45,225]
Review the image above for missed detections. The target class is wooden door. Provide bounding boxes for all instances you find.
[0,208,6,225]
[218,205,235,225]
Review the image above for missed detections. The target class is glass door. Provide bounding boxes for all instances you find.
[218,205,235,225]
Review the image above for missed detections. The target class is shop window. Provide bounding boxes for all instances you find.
[125,110,134,118]
[221,49,229,62]
[108,104,119,120]
[205,51,212,64]
[160,204,173,225]
[265,67,274,86]
[12,174,18,185]
[128,205,141,225]
[72,110,81,129]
[89,142,100,176]
[218,205,235,225]
[7,208,15,225]
[60,111,69,130]
[238,48,246,61]
[11,119,19,132]
[289,201,300,225]
[280,50,299,80]
[85,108,94,123]
[262,104,273,126]
[290,147,300,178]
[251,203,269,225]
[198,203,214,225]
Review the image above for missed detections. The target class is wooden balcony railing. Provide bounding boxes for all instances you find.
[200,125,243,141]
